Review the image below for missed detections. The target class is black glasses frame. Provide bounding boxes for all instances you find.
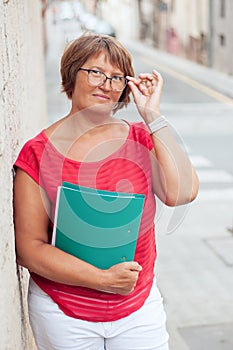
[78,68,128,91]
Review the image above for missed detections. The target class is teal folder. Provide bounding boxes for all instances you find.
[52,182,145,269]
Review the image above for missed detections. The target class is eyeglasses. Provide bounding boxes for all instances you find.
[78,68,128,91]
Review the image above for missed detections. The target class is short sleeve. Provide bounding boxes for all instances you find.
[14,135,45,184]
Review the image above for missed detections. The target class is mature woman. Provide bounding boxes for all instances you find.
[14,33,199,350]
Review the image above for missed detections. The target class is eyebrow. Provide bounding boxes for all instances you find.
[89,65,125,76]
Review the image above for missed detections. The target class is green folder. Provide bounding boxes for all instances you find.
[52,182,145,269]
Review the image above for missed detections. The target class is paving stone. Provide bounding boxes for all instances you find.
[179,323,233,350]
[205,236,233,266]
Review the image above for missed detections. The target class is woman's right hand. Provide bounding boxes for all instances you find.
[102,261,142,295]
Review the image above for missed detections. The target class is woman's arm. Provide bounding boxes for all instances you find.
[149,128,199,206]
[13,169,141,294]
[127,70,199,206]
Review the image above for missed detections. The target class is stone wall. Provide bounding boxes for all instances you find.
[0,1,47,349]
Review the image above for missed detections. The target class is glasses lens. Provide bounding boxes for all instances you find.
[88,71,105,86]
[111,77,127,91]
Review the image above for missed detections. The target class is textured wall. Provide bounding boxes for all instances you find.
[0,1,47,349]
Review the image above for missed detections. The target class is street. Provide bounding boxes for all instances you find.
[45,9,233,350]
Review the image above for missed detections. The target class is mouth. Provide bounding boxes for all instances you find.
[92,93,110,101]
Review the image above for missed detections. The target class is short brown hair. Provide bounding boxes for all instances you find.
[60,33,134,112]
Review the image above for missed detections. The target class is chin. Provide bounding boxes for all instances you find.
[86,102,115,116]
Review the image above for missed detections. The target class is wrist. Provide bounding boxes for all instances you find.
[143,110,161,124]
[146,115,168,134]
[97,268,113,292]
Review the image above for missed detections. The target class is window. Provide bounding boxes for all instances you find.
[219,34,226,46]
[220,0,226,17]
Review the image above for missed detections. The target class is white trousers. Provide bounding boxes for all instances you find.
[28,278,169,350]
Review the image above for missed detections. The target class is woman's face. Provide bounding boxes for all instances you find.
[71,52,125,116]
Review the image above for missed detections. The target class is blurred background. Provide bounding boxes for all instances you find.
[1,1,233,349]
[44,0,232,74]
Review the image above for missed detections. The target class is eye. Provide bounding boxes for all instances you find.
[112,76,124,82]
[90,69,103,76]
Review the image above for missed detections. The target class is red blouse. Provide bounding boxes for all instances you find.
[14,121,157,322]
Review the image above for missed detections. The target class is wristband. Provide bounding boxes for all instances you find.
[147,116,168,134]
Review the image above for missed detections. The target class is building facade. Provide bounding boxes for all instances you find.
[166,0,209,64]
[210,0,233,74]
[166,0,233,73]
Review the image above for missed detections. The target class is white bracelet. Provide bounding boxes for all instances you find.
[147,116,168,134]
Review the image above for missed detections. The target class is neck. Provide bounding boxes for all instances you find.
[67,105,118,134]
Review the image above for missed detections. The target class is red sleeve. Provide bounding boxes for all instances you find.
[14,135,45,184]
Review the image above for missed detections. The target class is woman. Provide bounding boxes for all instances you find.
[14,33,199,350]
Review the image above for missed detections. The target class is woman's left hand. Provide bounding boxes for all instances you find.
[127,69,163,123]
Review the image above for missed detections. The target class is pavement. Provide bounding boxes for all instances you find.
[44,12,233,350]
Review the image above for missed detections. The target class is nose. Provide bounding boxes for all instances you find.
[100,77,112,91]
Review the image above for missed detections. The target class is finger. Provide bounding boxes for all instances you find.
[127,75,151,88]
[127,78,153,98]
[126,261,142,271]
[138,73,154,81]
[138,82,150,95]
[126,76,139,82]
[127,81,143,100]
[127,75,153,91]
[152,69,162,77]
[152,70,163,86]
[139,71,162,84]
[138,74,159,91]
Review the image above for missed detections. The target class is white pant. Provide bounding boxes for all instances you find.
[28,278,169,350]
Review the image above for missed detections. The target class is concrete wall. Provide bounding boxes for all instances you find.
[0,1,47,349]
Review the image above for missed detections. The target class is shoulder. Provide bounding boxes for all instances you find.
[130,121,149,133]
[18,130,48,157]
[128,122,153,150]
